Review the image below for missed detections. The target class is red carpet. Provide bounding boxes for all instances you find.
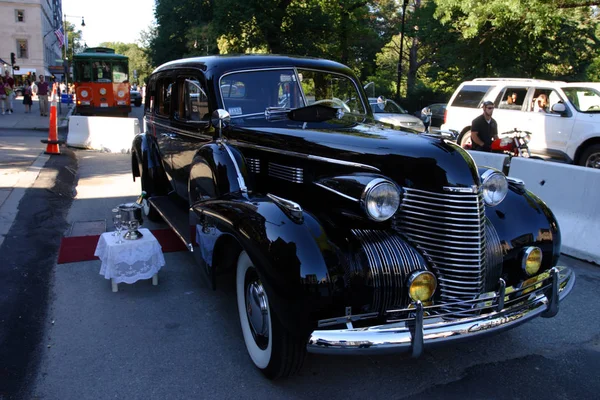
[57,229,188,264]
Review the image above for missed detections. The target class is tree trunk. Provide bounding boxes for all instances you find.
[406,36,419,99]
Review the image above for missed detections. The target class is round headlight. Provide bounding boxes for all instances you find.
[117,90,125,98]
[361,179,401,222]
[99,88,107,95]
[80,90,89,98]
[481,169,508,206]
[522,247,542,276]
[408,271,437,301]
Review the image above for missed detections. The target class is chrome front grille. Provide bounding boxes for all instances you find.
[392,188,486,307]
[268,163,303,183]
[350,229,428,313]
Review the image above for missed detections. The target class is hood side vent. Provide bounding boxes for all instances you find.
[268,163,303,183]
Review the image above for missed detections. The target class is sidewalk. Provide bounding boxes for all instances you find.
[0,95,72,130]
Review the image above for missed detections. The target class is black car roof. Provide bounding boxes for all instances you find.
[151,54,354,78]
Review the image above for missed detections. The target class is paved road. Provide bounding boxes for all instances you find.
[2,105,599,399]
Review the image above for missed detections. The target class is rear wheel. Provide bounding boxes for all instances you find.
[578,144,600,169]
[236,251,306,379]
[459,131,473,149]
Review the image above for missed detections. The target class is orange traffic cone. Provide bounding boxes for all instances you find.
[41,83,64,155]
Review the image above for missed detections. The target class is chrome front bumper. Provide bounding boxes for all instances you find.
[307,266,575,356]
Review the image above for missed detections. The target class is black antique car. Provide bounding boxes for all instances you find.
[131,55,575,379]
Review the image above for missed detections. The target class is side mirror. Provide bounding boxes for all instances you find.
[551,103,566,114]
[211,109,231,139]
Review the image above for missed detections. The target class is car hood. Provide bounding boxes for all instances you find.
[230,122,480,191]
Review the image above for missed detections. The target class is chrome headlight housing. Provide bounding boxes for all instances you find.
[361,178,401,221]
[481,169,508,207]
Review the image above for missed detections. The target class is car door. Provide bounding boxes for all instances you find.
[523,87,575,157]
[150,73,178,193]
[169,71,213,201]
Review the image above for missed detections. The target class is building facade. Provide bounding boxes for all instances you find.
[0,0,63,84]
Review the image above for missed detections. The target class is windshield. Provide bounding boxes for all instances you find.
[219,68,366,120]
[562,87,600,113]
[369,99,408,114]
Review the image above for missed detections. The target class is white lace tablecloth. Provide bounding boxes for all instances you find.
[95,228,165,284]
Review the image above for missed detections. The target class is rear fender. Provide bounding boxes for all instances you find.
[191,194,338,336]
[131,132,170,195]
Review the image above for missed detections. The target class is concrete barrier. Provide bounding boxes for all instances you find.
[67,116,139,153]
[509,157,600,264]
[467,150,509,173]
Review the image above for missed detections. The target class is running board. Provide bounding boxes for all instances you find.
[148,196,194,252]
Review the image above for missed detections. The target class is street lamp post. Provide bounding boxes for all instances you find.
[63,15,85,87]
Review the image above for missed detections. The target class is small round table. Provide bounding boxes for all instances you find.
[95,228,165,292]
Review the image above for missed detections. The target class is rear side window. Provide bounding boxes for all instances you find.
[155,77,174,117]
[450,85,494,108]
[496,87,528,110]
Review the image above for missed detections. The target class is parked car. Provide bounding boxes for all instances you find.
[369,96,426,132]
[130,89,142,107]
[441,78,600,168]
[425,103,446,129]
[132,55,575,379]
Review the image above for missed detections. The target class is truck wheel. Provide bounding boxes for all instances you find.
[578,144,600,169]
[459,131,473,150]
[236,251,306,379]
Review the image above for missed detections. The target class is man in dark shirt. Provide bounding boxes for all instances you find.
[471,100,498,151]
[35,75,50,116]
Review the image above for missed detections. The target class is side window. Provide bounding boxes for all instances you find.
[178,77,209,122]
[450,85,493,108]
[155,77,174,117]
[497,87,527,110]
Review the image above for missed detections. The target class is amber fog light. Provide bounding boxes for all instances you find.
[408,271,437,302]
[522,247,542,276]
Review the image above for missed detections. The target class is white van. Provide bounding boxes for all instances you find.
[441,78,600,168]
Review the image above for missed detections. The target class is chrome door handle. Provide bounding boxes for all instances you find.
[161,133,176,139]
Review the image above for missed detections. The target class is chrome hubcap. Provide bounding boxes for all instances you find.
[245,279,269,349]
[586,153,600,168]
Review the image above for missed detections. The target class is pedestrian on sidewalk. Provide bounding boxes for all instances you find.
[33,75,50,116]
[3,70,15,114]
[0,77,9,115]
[22,80,33,113]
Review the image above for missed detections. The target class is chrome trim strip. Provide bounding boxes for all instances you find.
[229,140,381,172]
[443,185,478,193]
[149,120,212,140]
[220,141,248,193]
[307,267,574,355]
[313,182,359,202]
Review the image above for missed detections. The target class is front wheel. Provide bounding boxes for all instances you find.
[578,144,600,169]
[236,251,306,379]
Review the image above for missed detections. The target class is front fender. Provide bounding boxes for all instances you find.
[486,184,561,285]
[188,142,251,204]
[192,194,339,336]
